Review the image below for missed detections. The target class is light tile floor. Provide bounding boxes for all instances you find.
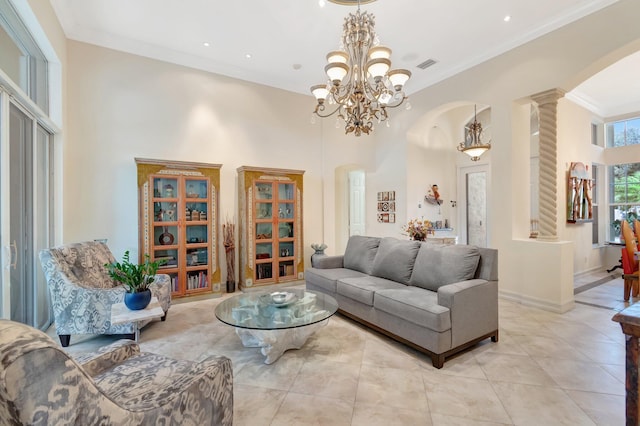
[54,274,633,425]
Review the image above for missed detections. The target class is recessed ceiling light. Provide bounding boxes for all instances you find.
[245,53,252,59]
[504,15,511,22]
[203,42,210,47]
[318,0,326,7]
[292,64,302,70]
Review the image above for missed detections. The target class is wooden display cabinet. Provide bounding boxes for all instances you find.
[237,166,304,290]
[136,158,221,297]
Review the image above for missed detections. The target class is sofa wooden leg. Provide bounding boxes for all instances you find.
[59,335,70,347]
[124,333,136,341]
[161,313,167,322]
[432,354,445,369]
[625,277,632,301]
[491,330,499,342]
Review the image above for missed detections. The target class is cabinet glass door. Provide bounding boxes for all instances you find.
[154,177,178,199]
[278,183,294,200]
[255,181,275,283]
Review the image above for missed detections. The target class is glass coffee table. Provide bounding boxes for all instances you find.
[215,288,338,364]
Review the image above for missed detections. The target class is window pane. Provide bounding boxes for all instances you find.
[609,162,640,240]
[606,117,640,147]
[0,23,23,85]
[0,0,49,113]
[613,121,626,147]
[628,118,640,146]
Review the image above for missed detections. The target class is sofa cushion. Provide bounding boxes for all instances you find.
[343,236,381,275]
[374,287,451,332]
[305,267,368,293]
[337,276,406,306]
[371,238,421,285]
[409,244,480,292]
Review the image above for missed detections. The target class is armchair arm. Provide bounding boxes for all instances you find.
[110,354,234,425]
[50,276,128,335]
[312,255,344,269]
[437,279,498,347]
[74,339,141,377]
[149,273,171,313]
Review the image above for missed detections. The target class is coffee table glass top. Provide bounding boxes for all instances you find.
[215,288,338,330]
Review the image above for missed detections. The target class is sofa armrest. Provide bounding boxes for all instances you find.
[74,339,141,377]
[437,279,498,348]
[313,255,344,269]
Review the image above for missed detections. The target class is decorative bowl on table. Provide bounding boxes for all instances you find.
[270,291,296,306]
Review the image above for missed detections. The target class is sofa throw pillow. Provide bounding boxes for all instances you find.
[343,236,381,275]
[409,244,480,291]
[371,237,421,285]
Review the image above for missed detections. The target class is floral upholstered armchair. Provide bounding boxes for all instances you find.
[0,320,233,425]
[39,241,171,346]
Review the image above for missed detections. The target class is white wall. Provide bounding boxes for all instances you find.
[23,0,640,311]
[370,0,640,311]
[64,41,370,273]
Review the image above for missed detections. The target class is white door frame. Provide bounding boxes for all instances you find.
[348,170,366,236]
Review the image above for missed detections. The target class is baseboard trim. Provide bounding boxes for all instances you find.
[499,291,574,313]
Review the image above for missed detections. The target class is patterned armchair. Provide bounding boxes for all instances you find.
[0,320,233,425]
[39,241,171,346]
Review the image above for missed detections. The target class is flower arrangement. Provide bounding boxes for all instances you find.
[402,218,434,241]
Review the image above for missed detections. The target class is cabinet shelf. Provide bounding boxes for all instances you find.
[137,158,221,298]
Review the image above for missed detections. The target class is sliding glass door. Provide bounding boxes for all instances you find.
[0,0,57,330]
[7,102,52,330]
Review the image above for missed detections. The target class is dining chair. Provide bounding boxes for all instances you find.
[621,220,639,301]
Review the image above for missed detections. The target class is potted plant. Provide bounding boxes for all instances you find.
[105,250,165,310]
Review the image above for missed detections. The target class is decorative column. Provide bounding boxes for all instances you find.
[531,89,565,241]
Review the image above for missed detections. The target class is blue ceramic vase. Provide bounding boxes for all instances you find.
[124,289,152,310]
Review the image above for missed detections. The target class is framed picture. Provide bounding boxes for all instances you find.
[377,190,396,222]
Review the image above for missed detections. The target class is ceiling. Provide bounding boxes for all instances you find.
[49,0,637,117]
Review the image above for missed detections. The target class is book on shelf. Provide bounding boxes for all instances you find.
[186,271,208,290]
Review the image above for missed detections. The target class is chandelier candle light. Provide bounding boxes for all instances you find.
[310,3,411,136]
[457,105,491,161]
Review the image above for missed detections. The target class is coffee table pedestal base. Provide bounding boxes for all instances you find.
[236,319,328,364]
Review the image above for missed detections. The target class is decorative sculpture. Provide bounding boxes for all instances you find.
[425,184,442,206]
[223,217,236,292]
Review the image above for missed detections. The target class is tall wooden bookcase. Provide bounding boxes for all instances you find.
[237,166,304,290]
[136,158,222,298]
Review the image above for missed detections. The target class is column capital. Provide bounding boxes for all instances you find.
[531,88,566,106]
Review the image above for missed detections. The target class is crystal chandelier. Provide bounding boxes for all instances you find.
[310,4,411,136]
[457,105,491,161]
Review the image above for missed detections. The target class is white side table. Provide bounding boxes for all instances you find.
[111,297,164,342]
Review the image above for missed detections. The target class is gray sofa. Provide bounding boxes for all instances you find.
[305,235,498,368]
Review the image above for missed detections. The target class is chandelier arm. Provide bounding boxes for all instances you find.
[313,102,343,118]
[381,96,408,109]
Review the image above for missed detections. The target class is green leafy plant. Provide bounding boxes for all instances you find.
[105,251,165,293]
